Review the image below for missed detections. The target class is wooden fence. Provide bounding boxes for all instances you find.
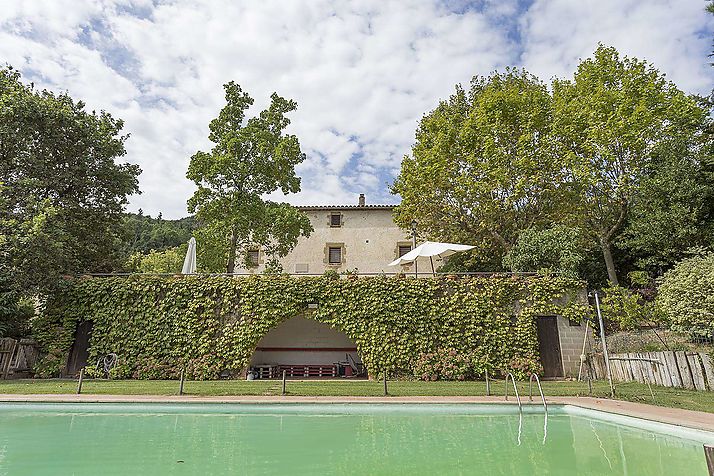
[0,338,39,379]
[590,351,713,391]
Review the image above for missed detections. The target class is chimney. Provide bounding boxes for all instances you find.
[358,193,365,206]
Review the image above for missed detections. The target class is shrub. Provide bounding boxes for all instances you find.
[133,356,181,380]
[504,356,543,380]
[109,363,132,379]
[412,348,485,381]
[184,355,225,380]
[0,297,33,338]
[34,348,66,378]
[599,285,662,331]
[657,252,714,340]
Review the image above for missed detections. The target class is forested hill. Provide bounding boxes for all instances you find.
[121,212,196,256]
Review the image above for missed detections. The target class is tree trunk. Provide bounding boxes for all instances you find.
[601,240,619,286]
[226,228,238,273]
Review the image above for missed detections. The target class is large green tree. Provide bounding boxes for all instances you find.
[0,66,141,295]
[617,133,714,274]
[392,69,576,269]
[186,81,311,273]
[552,45,708,285]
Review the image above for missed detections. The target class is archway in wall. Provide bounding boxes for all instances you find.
[250,315,364,378]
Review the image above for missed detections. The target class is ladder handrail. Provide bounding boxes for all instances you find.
[504,373,522,411]
[529,373,548,412]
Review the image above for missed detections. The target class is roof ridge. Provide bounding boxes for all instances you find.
[296,204,397,210]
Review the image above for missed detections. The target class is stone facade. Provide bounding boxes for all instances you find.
[233,195,442,275]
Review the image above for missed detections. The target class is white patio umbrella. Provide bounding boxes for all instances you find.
[388,241,475,275]
[181,237,197,274]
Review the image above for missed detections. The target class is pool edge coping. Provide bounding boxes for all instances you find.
[0,394,712,433]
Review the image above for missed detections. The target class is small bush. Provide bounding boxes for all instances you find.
[33,348,66,378]
[412,348,488,381]
[0,295,34,339]
[133,355,181,380]
[184,355,224,380]
[504,356,543,380]
[657,252,714,340]
[599,285,663,331]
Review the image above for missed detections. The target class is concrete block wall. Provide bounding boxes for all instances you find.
[556,315,591,377]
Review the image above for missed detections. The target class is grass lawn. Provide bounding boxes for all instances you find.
[0,378,712,413]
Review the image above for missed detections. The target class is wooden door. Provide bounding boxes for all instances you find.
[536,316,563,378]
[66,321,93,377]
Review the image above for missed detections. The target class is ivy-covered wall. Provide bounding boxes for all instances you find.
[34,275,588,379]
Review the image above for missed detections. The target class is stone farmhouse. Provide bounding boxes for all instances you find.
[233,194,440,276]
[237,194,587,380]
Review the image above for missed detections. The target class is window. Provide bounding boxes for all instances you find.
[247,249,259,267]
[330,213,342,227]
[295,263,309,274]
[328,247,342,264]
[398,245,412,257]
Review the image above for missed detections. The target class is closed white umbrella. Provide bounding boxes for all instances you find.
[181,237,197,274]
[388,241,475,275]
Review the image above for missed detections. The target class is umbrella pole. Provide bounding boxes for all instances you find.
[430,256,435,276]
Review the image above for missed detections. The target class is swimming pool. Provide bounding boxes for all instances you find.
[0,403,711,475]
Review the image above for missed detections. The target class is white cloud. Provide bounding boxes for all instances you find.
[1,0,712,217]
[520,0,714,93]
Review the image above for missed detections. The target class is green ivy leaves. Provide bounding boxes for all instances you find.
[34,274,586,379]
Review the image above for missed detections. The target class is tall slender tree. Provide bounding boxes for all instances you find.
[186,82,311,273]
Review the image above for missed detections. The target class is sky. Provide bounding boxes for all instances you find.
[1,0,713,219]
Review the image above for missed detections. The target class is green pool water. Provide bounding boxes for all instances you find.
[0,403,711,475]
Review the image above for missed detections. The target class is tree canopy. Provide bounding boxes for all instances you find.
[394,46,712,284]
[0,66,141,295]
[121,212,195,257]
[186,81,312,273]
[392,69,576,270]
[502,225,585,278]
[553,45,708,285]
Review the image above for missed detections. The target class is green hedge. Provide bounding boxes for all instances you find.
[33,274,588,379]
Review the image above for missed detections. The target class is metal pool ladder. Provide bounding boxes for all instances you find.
[504,373,522,411]
[529,373,548,412]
